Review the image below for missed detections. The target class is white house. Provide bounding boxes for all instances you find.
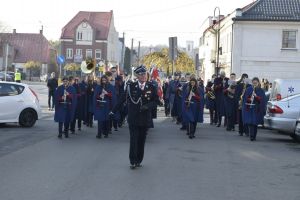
[199,0,300,83]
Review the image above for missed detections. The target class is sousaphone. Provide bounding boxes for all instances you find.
[81,58,95,74]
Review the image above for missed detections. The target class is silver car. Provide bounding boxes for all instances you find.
[264,94,300,139]
[294,119,300,141]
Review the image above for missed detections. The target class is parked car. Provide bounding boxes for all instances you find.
[264,94,300,141]
[0,81,42,127]
[293,118,300,142]
[269,79,300,101]
[0,72,13,81]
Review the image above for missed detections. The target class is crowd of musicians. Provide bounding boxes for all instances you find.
[48,65,267,168]
[162,71,267,141]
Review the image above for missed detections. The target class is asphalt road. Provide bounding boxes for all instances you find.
[0,83,300,200]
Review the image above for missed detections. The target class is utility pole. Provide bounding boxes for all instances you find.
[130,38,134,67]
[120,32,125,71]
[137,41,141,66]
[4,43,9,81]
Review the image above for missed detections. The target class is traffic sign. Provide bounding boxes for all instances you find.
[57,55,65,64]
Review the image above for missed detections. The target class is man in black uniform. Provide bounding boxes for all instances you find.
[47,72,58,111]
[111,65,157,169]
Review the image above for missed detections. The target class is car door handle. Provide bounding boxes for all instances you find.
[17,100,24,103]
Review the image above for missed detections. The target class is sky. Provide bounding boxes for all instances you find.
[0,0,254,47]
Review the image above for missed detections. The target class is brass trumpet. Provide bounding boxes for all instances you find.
[186,86,195,108]
[207,90,216,99]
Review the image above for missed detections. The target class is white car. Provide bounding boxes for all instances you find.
[0,81,42,127]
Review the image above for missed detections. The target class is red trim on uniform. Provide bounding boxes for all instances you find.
[255,96,262,102]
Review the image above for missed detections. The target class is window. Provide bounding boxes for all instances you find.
[86,49,92,58]
[76,49,82,56]
[0,83,24,97]
[95,49,102,59]
[66,48,73,59]
[77,32,83,40]
[282,30,297,49]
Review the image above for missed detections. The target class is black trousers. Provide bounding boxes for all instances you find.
[209,109,217,124]
[86,112,94,127]
[187,122,197,136]
[97,120,110,136]
[164,99,170,116]
[58,122,70,135]
[110,119,118,130]
[129,125,147,165]
[248,124,258,140]
[226,116,235,131]
[70,119,82,132]
[48,90,55,109]
[238,110,249,135]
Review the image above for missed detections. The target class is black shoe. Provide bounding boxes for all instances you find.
[189,135,193,139]
[71,131,75,134]
[104,134,108,138]
[135,163,142,168]
[58,134,62,139]
[130,165,136,170]
[78,128,81,131]
[65,134,69,138]
[216,124,221,127]
[239,133,243,136]
[96,134,102,139]
[114,129,118,131]
[226,128,231,131]
[180,127,186,130]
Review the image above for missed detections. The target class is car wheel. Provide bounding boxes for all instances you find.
[290,134,300,142]
[19,109,37,127]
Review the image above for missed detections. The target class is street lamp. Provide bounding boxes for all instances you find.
[212,7,221,76]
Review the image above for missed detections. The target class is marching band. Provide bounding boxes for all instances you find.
[53,63,267,168]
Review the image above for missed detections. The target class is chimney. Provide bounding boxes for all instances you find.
[235,8,243,17]
[40,25,43,35]
[13,29,16,34]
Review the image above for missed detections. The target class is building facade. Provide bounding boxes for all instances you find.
[199,0,300,82]
[0,29,54,78]
[60,10,122,71]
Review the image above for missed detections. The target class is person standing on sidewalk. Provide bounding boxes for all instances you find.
[47,72,58,111]
[14,69,21,83]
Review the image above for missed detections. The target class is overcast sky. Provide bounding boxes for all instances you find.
[0,0,254,47]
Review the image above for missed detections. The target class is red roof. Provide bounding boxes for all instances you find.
[61,11,113,40]
[0,33,52,63]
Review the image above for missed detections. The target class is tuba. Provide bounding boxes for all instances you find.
[81,58,95,74]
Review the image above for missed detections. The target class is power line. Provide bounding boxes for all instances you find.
[116,0,211,19]
[124,30,200,34]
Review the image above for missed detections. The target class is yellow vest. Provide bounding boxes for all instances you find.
[15,72,21,81]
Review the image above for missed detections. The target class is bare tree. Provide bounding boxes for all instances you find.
[0,21,11,33]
